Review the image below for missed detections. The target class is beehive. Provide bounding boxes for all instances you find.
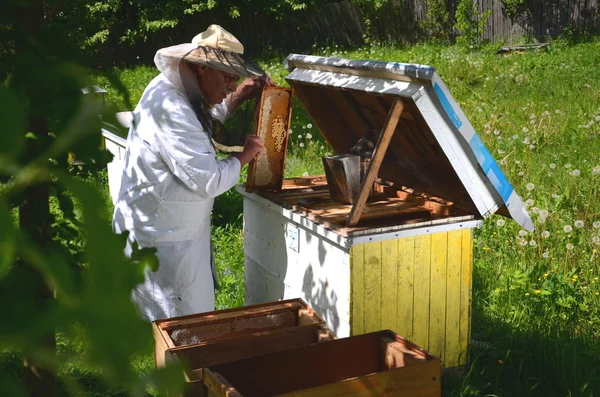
[240,54,533,368]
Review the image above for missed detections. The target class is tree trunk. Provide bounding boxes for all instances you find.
[14,1,57,396]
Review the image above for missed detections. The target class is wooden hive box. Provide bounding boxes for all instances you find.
[203,329,441,397]
[152,298,325,369]
[239,54,534,369]
[169,323,334,396]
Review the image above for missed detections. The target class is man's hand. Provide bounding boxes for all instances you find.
[227,74,275,112]
[231,135,266,166]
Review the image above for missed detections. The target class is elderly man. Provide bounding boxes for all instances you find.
[113,25,267,321]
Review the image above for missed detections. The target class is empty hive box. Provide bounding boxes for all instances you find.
[152,298,325,369]
[239,54,533,368]
[203,329,441,397]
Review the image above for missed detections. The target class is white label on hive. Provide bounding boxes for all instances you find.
[286,223,299,253]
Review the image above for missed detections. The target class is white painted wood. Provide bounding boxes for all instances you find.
[245,256,351,338]
[102,128,127,205]
[243,197,352,331]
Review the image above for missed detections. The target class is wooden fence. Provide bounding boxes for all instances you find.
[123,0,599,65]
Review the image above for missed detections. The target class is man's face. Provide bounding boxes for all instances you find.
[195,65,239,106]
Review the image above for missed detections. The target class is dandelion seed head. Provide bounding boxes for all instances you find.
[526,183,535,191]
[529,240,537,247]
[567,243,574,250]
[593,221,600,229]
[541,231,550,238]
[593,236,600,245]
[519,230,528,237]
[307,123,313,129]
[574,220,584,228]
[526,199,534,206]
[549,163,556,169]
[522,127,529,133]
[538,216,547,224]
[552,193,560,199]
[571,169,581,176]
[519,239,528,246]
[564,225,573,233]
[518,171,525,176]
[496,219,506,227]
[299,142,305,148]
[542,251,550,258]
[297,134,302,139]
[540,209,549,217]
[532,207,540,214]
[306,133,313,139]
[593,166,600,175]
[565,163,572,169]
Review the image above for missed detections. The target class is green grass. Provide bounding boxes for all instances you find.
[79,38,600,396]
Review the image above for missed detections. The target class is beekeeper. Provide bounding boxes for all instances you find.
[113,25,268,321]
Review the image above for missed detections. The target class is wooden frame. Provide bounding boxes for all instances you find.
[246,86,294,192]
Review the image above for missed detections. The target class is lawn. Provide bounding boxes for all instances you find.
[37,37,600,396]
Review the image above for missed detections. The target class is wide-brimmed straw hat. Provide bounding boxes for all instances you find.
[156,25,263,78]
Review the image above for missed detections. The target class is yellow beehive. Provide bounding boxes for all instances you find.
[240,54,532,369]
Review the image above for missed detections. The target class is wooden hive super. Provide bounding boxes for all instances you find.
[153,299,332,396]
[203,330,441,397]
[240,54,533,368]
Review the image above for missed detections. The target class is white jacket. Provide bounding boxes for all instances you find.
[113,73,241,321]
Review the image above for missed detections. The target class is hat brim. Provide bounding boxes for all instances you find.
[156,43,263,78]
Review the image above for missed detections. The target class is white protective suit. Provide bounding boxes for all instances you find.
[113,54,241,321]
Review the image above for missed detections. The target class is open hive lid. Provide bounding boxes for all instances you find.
[285,54,533,231]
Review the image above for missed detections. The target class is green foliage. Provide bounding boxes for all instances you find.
[0,1,182,395]
[500,0,527,18]
[454,0,492,48]
[420,0,452,43]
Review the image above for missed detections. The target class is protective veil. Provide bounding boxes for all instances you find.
[112,32,261,321]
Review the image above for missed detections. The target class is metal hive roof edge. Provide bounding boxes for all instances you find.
[285,53,437,82]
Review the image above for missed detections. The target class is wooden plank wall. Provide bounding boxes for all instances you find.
[125,0,598,65]
[350,228,473,368]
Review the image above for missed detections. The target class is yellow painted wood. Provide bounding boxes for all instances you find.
[350,244,365,336]
[459,228,473,365]
[445,230,463,367]
[429,232,448,362]
[363,241,383,333]
[396,236,415,342]
[412,234,431,351]
[349,228,473,368]
[381,239,399,332]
